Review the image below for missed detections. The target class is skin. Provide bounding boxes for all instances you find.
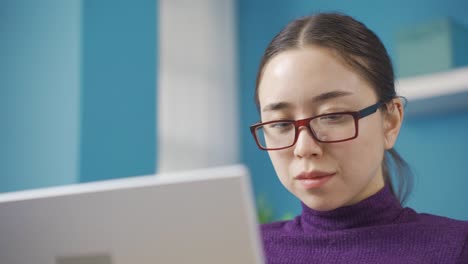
[258,46,404,211]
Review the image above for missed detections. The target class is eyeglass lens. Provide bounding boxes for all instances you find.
[255,113,356,149]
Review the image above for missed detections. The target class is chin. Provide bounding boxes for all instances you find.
[302,197,341,212]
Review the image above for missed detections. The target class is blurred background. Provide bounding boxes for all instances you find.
[1,0,468,222]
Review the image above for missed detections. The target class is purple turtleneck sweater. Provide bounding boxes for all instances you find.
[261,185,468,263]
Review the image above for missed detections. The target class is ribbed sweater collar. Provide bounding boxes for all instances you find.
[300,185,403,232]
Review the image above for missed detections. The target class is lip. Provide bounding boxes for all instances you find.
[295,171,336,189]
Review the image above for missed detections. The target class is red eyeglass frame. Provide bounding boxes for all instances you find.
[249,101,385,151]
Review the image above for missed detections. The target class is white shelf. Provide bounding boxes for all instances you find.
[395,66,468,116]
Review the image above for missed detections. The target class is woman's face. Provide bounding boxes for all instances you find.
[258,46,401,211]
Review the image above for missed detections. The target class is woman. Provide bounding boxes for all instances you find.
[250,13,468,263]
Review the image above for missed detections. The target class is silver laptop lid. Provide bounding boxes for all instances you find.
[0,164,264,264]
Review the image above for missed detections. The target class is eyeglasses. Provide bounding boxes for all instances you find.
[250,101,385,151]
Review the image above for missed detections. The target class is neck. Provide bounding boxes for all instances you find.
[300,184,403,232]
[345,172,385,207]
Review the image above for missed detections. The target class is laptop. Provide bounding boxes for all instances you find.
[0,164,264,264]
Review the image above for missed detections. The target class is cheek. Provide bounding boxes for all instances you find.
[335,124,385,177]
[267,150,291,179]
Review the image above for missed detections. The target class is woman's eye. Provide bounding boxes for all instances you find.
[320,114,345,122]
[269,122,293,129]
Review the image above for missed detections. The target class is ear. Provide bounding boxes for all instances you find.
[383,97,404,150]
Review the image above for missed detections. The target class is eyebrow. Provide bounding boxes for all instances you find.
[262,90,354,112]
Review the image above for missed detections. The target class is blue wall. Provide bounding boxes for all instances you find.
[0,0,81,192]
[399,111,468,219]
[1,0,157,192]
[80,0,157,182]
[238,0,468,220]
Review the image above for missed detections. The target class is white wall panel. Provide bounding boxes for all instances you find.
[158,0,238,171]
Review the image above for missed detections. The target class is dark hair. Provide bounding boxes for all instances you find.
[254,12,413,204]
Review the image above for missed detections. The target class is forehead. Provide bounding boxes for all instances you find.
[258,46,376,109]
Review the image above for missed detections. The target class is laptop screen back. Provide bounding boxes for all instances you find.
[0,165,264,264]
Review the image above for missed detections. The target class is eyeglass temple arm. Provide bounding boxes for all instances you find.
[358,101,385,119]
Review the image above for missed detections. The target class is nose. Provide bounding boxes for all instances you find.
[293,126,323,158]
